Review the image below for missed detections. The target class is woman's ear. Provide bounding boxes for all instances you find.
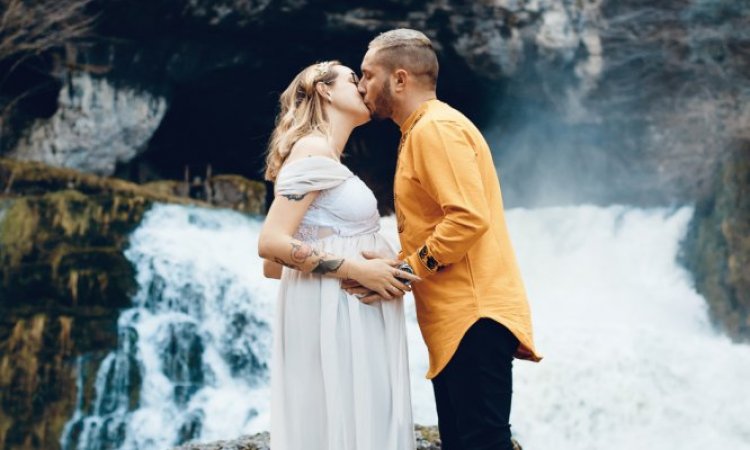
[315,81,330,103]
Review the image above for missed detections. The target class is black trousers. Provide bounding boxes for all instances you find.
[432,318,519,450]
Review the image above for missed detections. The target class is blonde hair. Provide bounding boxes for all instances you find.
[368,29,438,88]
[264,60,340,181]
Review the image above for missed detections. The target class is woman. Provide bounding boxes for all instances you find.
[257,60,419,450]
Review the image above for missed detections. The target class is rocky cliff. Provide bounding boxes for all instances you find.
[3,0,747,208]
[682,139,750,342]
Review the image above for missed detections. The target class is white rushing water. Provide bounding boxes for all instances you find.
[499,206,750,450]
[61,205,278,450]
[61,203,750,450]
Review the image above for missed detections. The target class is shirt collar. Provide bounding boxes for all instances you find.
[399,98,439,134]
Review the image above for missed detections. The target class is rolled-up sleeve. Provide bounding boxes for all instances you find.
[404,119,491,278]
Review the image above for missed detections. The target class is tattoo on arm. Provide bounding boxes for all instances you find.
[287,240,344,276]
[283,193,307,201]
[312,258,345,275]
[290,242,319,264]
[274,257,299,270]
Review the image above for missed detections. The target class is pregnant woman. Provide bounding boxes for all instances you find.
[257,60,419,450]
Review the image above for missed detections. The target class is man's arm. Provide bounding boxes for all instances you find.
[404,119,491,278]
[346,120,491,302]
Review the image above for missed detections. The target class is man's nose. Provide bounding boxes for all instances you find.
[357,81,366,96]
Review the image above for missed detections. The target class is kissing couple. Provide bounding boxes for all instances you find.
[258,28,542,450]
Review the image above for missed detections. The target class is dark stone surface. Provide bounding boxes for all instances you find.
[169,424,524,450]
[4,0,747,210]
[682,139,750,342]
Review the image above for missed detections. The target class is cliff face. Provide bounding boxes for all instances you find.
[6,73,168,177]
[0,158,265,450]
[682,139,750,342]
[3,0,747,208]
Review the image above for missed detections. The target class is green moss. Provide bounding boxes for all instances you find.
[1,157,215,206]
[0,157,234,311]
[0,314,80,450]
[0,199,38,269]
[0,157,265,213]
[141,180,184,197]
[46,190,97,238]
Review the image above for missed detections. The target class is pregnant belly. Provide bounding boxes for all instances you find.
[317,232,397,260]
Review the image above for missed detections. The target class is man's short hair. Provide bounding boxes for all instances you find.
[368,28,439,89]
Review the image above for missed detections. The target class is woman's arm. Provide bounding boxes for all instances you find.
[258,189,333,274]
[263,259,283,279]
[257,190,420,299]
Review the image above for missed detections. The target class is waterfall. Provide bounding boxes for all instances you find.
[61,203,750,450]
[504,206,750,450]
[61,204,277,450]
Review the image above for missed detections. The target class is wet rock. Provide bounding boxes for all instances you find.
[3,0,747,209]
[169,425,524,450]
[7,73,168,177]
[144,174,266,214]
[682,139,750,341]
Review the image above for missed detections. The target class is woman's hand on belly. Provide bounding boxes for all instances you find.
[341,250,420,303]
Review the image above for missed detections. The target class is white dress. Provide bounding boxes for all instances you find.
[271,156,416,450]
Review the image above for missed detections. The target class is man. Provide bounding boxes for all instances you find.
[351,29,542,450]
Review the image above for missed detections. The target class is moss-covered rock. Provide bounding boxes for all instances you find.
[209,174,266,214]
[682,139,750,341]
[0,156,266,308]
[0,159,199,308]
[0,314,79,450]
[143,174,266,214]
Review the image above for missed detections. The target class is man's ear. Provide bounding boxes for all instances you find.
[393,69,408,92]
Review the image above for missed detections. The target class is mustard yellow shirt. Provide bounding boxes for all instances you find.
[394,99,542,379]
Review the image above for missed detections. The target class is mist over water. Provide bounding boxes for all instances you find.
[61,203,750,450]
[482,0,750,208]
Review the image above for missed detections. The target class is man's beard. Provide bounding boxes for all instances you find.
[370,79,393,120]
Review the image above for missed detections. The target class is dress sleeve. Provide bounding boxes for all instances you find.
[275,156,354,196]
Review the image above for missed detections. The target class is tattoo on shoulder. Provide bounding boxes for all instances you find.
[312,258,345,275]
[283,193,307,201]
